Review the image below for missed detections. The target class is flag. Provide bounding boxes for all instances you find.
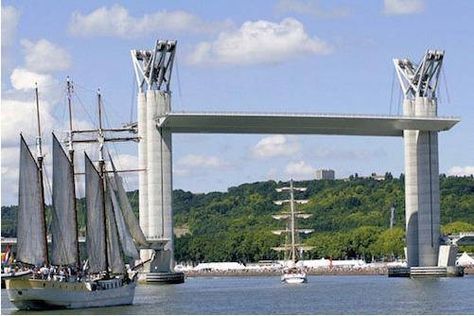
[2,245,12,265]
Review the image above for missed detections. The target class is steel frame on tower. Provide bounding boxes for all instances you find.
[131,40,176,92]
[394,50,444,99]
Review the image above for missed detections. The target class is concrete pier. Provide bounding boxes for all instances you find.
[132,42,183,283]
[138,91,150,262]
[404,97,440,267]
[146,90,175,271]
[403,99,419,267]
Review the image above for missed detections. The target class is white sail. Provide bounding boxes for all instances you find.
[273,180,313,263]
[106,176,140,259]
[51,133,78,266]
[111,172,147,246]
[107,154,147,246]
[104,186,125,274]
[85,153,107,273]
[16,135,47,266]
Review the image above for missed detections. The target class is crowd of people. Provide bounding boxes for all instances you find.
[31,264,86,282]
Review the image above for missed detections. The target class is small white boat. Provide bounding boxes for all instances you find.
[281,266,307,284]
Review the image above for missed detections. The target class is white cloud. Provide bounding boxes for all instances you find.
[1,36,72,205]
[69,5,231,38]
[21,39,71,73]
[285,160,315,179]
[275,0,350,18]
[314,147,387,160]
[174,154,231,178]
[383,0,425,15]
[10,68,55,91]
[177,154,228,169]
[1,98,56,147]
[447,166,474,177]
[188,18,332,66]
[2,68,63,148]
[252,135,300,158]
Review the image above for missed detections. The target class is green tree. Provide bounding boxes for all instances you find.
[371,227,405,259]
[441,221,474,235]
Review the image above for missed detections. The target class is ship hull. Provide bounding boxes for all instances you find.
[5,278,136,310]
[281,273,307,284]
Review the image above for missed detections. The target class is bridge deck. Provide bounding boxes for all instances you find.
[157,112,459,136]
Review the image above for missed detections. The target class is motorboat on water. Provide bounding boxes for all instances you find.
[281,265,307,284]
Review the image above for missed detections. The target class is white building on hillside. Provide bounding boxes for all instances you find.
[315,169,335,180]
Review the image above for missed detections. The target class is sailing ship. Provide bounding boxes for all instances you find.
[5,82,148,310]
[272,179,313,284]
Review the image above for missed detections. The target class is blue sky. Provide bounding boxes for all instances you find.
[2,0,474,205]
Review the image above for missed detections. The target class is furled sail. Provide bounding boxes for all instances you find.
[110,171,147,246]
[16,135,48,266]
[104,186,125,273]
[51,133,78,266]
[85,153,106,273]
[106,176,139,259]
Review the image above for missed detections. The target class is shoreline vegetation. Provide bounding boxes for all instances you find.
[2,176,474,263]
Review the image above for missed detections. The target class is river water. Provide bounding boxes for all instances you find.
[2,275,474,314]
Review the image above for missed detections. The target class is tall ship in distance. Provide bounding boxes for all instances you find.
[272,179,314,284]
[5,81,149,310]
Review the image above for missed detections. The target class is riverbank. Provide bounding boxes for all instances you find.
[184,267,385,277]
[183,266,474,277]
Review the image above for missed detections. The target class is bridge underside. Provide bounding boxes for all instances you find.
[157,112,459,136]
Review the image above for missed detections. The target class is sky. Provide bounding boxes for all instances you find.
[1,0,474,206]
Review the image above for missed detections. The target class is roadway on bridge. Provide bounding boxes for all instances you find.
[157,112,459,136]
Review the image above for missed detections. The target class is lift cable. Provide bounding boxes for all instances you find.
[389,68,396,115]
[175,51,184,111]
[441,68,451,105]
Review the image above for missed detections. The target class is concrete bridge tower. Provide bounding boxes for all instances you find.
[131,40,184,283]
[394,50,444,267]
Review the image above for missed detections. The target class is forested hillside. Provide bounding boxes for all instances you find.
[2,175,474,263]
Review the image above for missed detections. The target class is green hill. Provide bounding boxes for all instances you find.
[2,175,474,262]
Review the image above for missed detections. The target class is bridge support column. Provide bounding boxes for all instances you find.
[146,90,176,272]
[395,50,444,268]
[138,91,152,261]
[403,99,419,267]
[132,40,183,283]
[404,97,440,267]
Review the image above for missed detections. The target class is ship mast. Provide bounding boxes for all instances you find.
[272,179,313,264]
[97,89,110,276]
[66,77,81,267]
[68,86,141,274]
[34,83,49,265]
[289,180,296,262]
